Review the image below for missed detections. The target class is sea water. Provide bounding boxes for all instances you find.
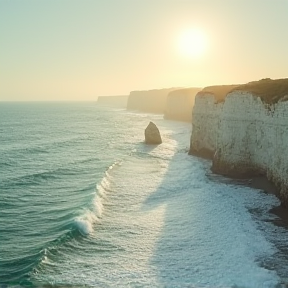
[1,102,288,287]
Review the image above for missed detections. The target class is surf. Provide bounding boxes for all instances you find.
[1,103,288,287]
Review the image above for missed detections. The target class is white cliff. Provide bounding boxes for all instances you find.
[189,85,237,158]
[190,79,288,206]
[164,88,202,122]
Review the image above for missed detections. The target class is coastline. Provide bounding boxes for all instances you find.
[192,152,288,283]
[247,177,288,227]
[190,151,288,228]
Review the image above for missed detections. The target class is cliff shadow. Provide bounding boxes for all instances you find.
[141,146,217,286]
[141,148,284,286]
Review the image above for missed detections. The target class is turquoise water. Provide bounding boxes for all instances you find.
[0,102,287,287]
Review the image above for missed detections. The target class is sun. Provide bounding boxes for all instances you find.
[177,28,208,59]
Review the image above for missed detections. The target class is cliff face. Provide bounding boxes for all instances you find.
[190,79,288,206]
[189,92,223,158]
[164,88,202,122]
[127,88,178,113]
[189,85,237,158]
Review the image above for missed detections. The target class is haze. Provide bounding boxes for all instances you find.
[1,0,287,101]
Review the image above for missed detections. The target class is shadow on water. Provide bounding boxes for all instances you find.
[141,146,215,287]
[141,143,285,287]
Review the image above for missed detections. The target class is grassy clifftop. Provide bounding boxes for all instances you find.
[197,85,239,103]
[197,78,288,104]
[232,78,288,104]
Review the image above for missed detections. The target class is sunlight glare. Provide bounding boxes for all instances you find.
[177,28,208,59]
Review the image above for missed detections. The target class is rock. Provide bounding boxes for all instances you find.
[190,78,288,207]
[144,122,162,144]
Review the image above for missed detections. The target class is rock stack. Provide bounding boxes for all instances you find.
[144,122,162,144]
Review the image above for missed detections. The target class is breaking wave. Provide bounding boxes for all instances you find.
[0,158,121,284]
[72,161,121,236]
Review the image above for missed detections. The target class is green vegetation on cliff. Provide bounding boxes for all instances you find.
[198,78,288,104]
[232,78,288,104]
[197,85,239,103]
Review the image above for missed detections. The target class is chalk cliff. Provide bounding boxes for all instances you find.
[190,78,288,206]
[164,88,202,122]
[127,88,179,113]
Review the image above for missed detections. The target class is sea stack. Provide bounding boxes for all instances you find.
[144,122,162,144]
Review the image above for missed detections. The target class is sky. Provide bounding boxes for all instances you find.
[1,0,288,101]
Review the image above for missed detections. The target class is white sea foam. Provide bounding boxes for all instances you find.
[74,210,98,235]
[30,108,287,287]
[93,195,103,218]
[74,161,122,235]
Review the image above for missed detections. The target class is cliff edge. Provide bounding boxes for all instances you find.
[127,88,179,114]
[190,78,288,206]
[164,87,202,122]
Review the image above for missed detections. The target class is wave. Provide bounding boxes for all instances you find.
[0,160,121,285]
[26,160,122,282]
[0,250,44,285]
[39,161,121,241]
[72,161,121,236]
[73,209,99,236]
[3,136,85,155]
[0,161,13,168]
[1,170,61,188]
[1,169,76,189]
[24,147,50,154]
[1,156,102,190]
[45,160,120,242]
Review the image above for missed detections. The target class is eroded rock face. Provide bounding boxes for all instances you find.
[144,122,162,144]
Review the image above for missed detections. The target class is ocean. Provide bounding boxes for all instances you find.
[1,102,288,287]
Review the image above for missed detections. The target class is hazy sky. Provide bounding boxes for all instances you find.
[1,0,287,101]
